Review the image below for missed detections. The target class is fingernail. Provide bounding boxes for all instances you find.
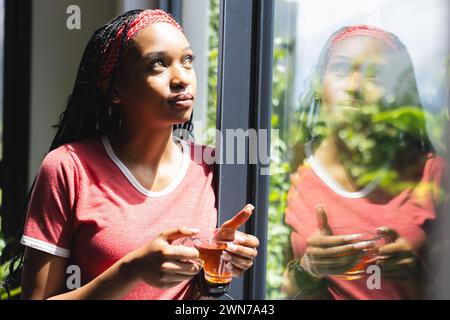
[226,262,233,270]
[188,228,201,233]
[191,259,202,266]
[353,241,375,249]
[221,252,232,261]
[344,234,363,241]
[227,243,238,252]
[246,204,255,211]
[234,234,246,243]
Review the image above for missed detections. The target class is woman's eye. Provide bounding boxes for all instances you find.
[148,59,166,70]
[183,55,196,66]
[330,62,350,77]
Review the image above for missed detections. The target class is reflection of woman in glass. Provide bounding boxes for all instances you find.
[283,25,445,299]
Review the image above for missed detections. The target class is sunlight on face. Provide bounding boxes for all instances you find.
[116,22,197,129]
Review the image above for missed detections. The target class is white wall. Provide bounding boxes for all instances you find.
[181,0,210,127]
[29,0,122,184]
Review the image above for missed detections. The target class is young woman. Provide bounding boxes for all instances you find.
[282,25,446,299]
[14,9,259,300]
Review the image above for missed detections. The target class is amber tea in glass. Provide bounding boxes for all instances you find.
[179,228,236,284]
[333,228,386,280]
[195,239,232,284]
[304,227,386,280]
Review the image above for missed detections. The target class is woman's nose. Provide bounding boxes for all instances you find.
[346,71,363,93]
[170,65,191,88]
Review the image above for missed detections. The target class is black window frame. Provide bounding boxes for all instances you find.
[215,0,274,300]
[1,0,32,260]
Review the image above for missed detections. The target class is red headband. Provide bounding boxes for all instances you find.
[97,9,182,90]
[328,25,399,58]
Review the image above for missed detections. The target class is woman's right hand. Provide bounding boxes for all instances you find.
[301,206,376,278]
[123,227,202,289]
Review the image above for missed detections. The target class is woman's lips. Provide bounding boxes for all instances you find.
[168,93,194,109]
[335,98,363,111]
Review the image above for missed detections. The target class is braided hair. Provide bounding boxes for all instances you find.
[1,9,193,299]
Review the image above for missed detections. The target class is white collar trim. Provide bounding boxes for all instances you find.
[305,143,380,199]
[102,135,190,198]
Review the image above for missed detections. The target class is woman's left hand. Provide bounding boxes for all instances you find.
[217,204,259,278]
[374,227,418,280]
[222,231,259,278]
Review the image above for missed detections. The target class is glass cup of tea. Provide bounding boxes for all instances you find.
[179,228,236,284]
[306,227,388,280]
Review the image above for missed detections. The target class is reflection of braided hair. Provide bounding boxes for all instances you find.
[293,25,433,168]
[1,9,192,299]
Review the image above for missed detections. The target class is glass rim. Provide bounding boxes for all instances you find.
[179,227,237,244]
[190,238,233,244]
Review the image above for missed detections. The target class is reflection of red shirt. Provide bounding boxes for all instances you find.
[21,136,217,299]
[285,155,445,300]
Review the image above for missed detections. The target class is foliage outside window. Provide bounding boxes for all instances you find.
[266,37,295,299]
[205,0,219,145]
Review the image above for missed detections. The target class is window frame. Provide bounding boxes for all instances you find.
[1,0,32,248]
[215,0,274,300]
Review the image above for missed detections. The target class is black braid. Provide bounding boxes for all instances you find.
[50,9,140,150]
[1,9,193,299]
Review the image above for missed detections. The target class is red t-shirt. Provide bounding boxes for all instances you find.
[285,154,445,300]
[21,136,217,299]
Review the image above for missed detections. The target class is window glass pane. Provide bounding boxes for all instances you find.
[207,0,219,143]
[268,0,450,299]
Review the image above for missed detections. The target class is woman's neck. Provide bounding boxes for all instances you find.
[314,135,342,167]
[314,134,360,192]
[108,124,181,171]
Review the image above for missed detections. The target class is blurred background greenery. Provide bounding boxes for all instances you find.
[265,37,294,299]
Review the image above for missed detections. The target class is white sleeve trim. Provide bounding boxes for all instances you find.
[21,235,70,258]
